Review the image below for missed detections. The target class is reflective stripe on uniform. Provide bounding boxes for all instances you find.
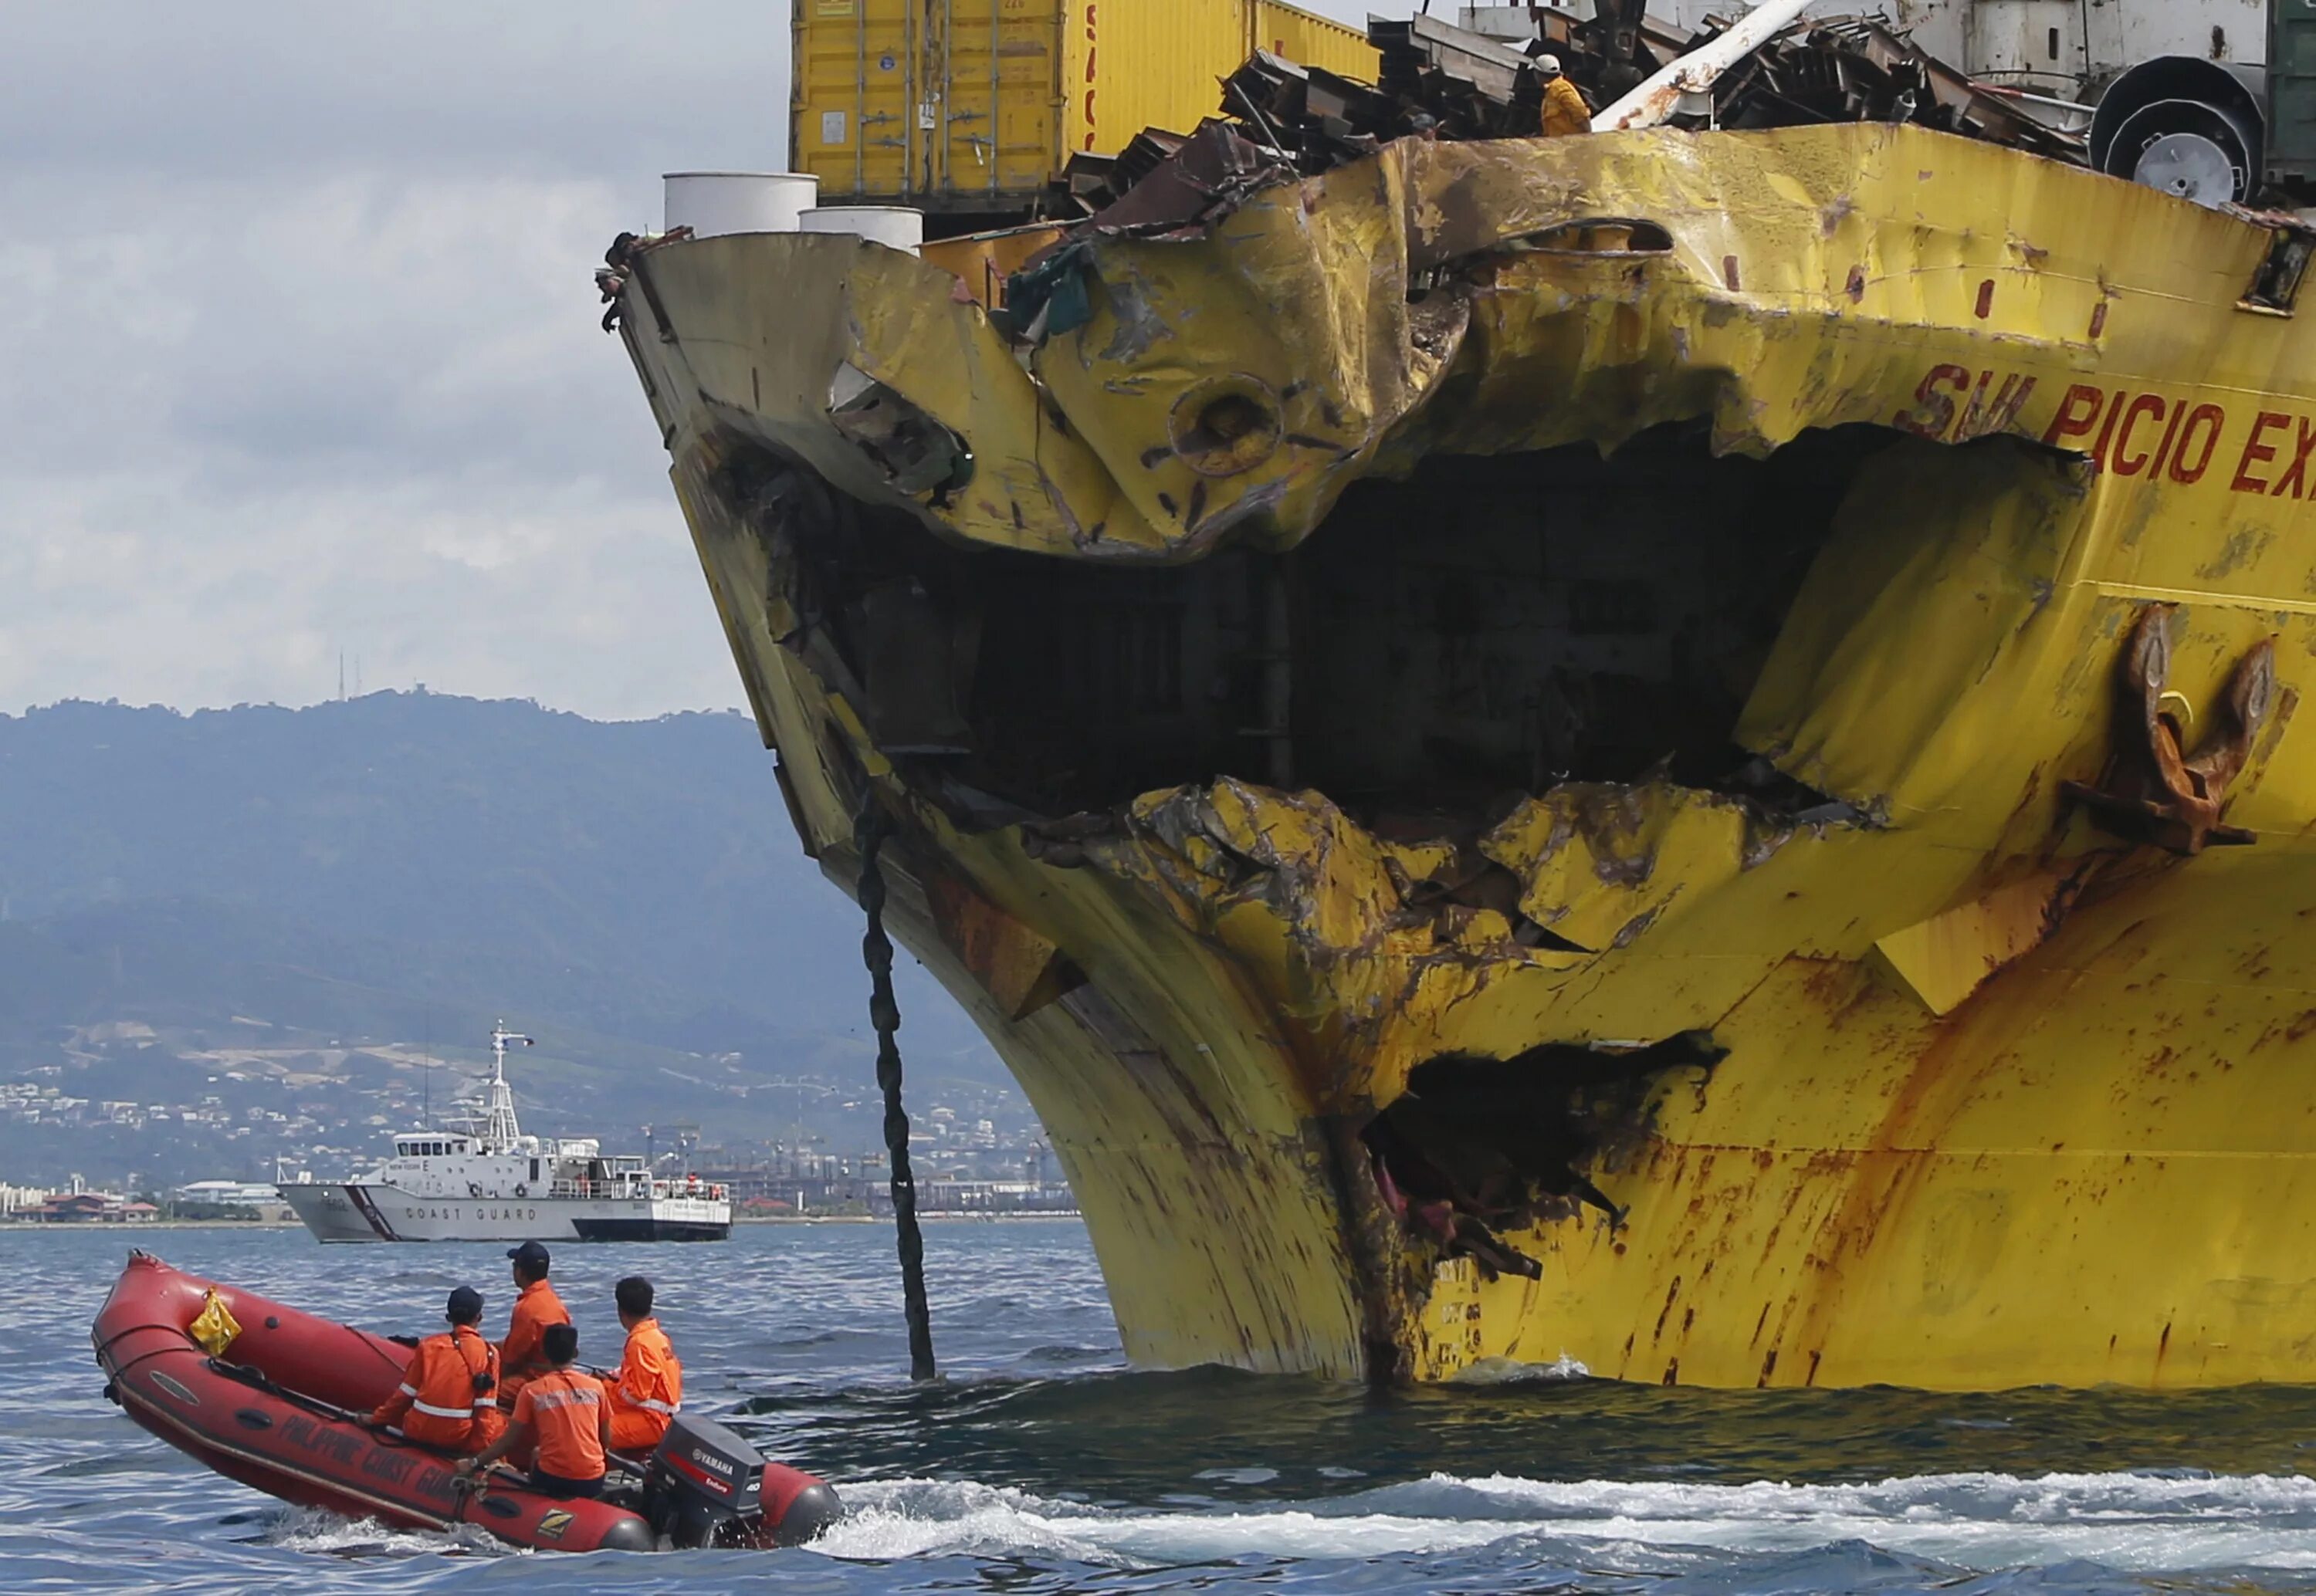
[528,1385,599,1410]
[518,1369,608,1481]
[410,1397,473,1420]
[615,1319,682,1422]
[397,1383,419,1398]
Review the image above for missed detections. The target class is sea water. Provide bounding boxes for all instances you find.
[13,1221,2316,1594]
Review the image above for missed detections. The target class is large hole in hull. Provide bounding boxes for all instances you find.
[757,421,1898,827]
[1363,1033,1728,1280]
[1297,424,1882,808]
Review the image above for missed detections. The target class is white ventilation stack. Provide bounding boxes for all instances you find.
[799,205,926,255]
[662,172,820,238]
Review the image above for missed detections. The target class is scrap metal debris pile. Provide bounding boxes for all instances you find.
[1062,7,2082,214]
[1705,18,2081,159]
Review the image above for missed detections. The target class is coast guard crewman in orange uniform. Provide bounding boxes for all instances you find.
[371,1285,504,1454]
[496,1239,570,1408]
[456,1322,612,1499]
[604,1275,682,1453]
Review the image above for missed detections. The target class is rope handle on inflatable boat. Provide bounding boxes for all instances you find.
[96,1340,201,1388]
[94,1334,399,1445]
[453,1462,518,1497]
[91,1320,191,1366]
[201,1356,434,1449]
[206,1357,366,1421]
[99,1320,452,1463]
[455,1450,645,1506]
[93,1320,239,1387]
[94,1288,410,1388]
[347,1324,418,1380]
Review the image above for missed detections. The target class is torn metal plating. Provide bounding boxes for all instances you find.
[608,105,2316,1389]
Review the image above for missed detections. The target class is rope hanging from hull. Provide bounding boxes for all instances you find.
[855,793,938,1382]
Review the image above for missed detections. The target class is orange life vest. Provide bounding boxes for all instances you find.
[606,1317,682,1450]
[496,1278,570,1408]
[371,1326,503,1452]
[514,1366,606,1481]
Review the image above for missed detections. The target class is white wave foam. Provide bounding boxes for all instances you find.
[1447,1352,1590,1385]
[808,1480,1127,1564]
[256,1505,507,1559]
[1412,1470,2316,1571]
[808,1470,2316,1574]
[812,1478,1545,1565]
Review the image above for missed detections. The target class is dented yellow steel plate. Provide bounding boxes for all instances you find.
[617,123,2316,1389]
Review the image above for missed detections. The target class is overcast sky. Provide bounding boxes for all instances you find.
[0,0,1418,721]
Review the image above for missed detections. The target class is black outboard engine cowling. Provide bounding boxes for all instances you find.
[643,1414,767,1547]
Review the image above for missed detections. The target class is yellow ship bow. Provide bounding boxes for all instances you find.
[609,124,2316,1388]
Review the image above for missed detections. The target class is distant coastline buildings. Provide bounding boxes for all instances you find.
[173,1178,284,1209]
[13,1190,159,1223]
[0,1175,289,1222]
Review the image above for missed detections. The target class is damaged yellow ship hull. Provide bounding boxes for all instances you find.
[611,123,2316,1388]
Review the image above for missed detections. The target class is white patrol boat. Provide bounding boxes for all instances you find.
[280,1024,731,1243]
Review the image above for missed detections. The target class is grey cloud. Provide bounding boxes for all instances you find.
[2,0,1414,719]
[0,3,794,181]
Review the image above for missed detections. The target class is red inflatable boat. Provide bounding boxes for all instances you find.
[92,1251,840,1554]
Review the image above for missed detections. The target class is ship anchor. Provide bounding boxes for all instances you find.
[2061,605,2276,856]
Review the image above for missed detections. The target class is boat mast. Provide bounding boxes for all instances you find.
[484,1021,532,1148]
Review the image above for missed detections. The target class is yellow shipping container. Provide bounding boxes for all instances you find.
[792,0,1377,221]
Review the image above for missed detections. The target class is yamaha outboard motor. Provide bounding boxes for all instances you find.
[2091,56,2269,208]
[642,1413,845,1549]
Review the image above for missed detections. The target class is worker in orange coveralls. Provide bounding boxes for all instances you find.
[456,1323,612,1500]
[370,1285,506,1455]
[604,1274,683,1454]
[496,1239,570,1409]
[1534,53,1595,135]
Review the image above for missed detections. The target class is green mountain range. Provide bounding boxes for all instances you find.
[0,693,1001,1145]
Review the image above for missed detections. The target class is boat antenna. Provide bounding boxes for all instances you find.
[486,1020,534,1147]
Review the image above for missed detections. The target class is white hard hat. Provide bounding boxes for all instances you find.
[1538,53,1563,77]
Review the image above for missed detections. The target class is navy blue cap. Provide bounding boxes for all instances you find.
[507,1239,551,1269]
[445,1286,484,1323]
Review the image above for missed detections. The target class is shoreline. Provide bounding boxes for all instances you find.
[2,1219,306,1232]
[733,1211,1083,1224]
[3,1212,1085,1233]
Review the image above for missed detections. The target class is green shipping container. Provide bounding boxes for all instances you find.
[2270,0,2316,181]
